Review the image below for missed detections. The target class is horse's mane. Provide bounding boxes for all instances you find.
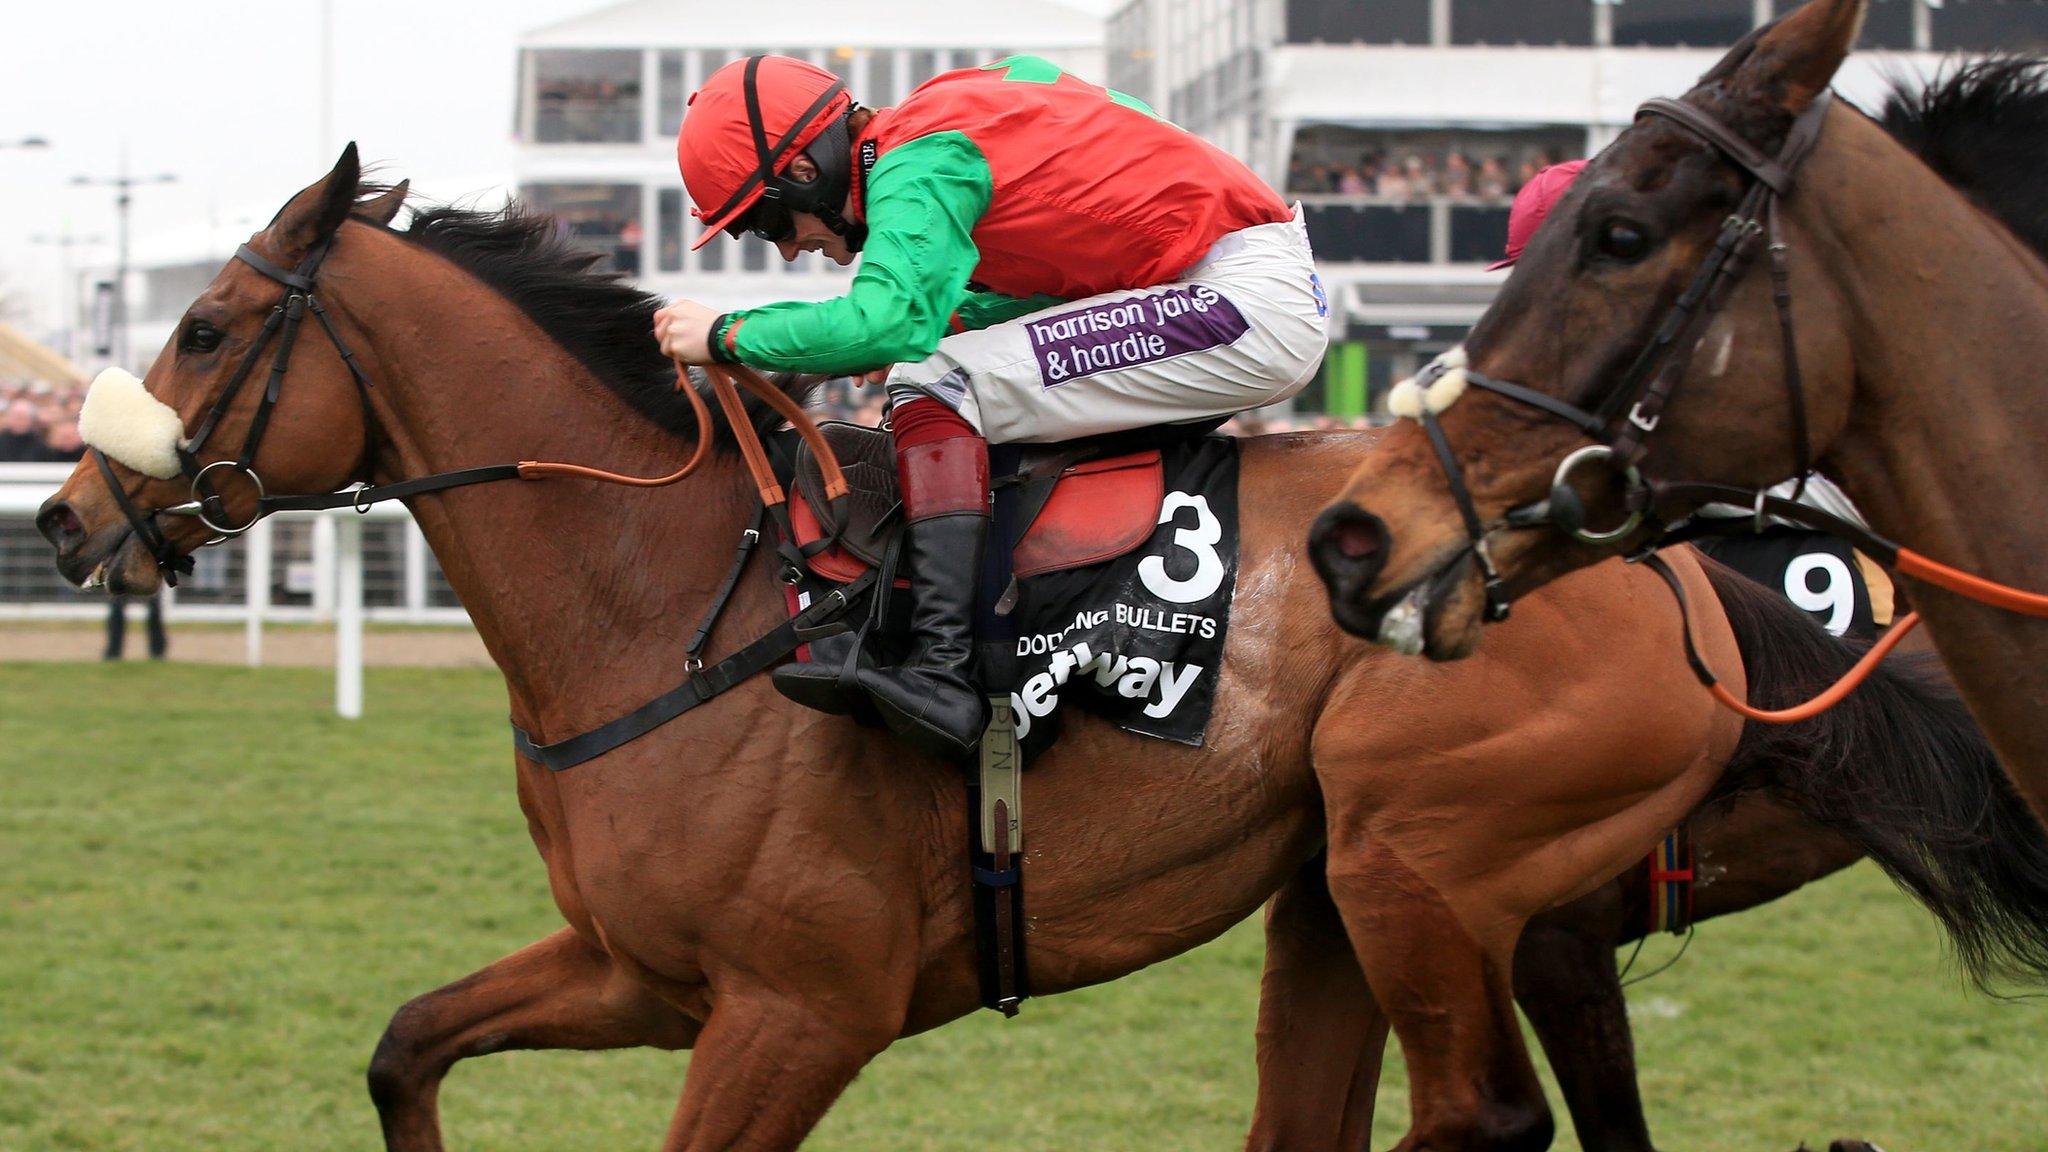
[374,196,820,445]
[1880,57,2048,260]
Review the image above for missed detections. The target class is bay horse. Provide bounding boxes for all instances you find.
[35,147,2048,1151]
[1308,0,2048,823]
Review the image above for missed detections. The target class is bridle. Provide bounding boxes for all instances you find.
[90,231,849,586]
[1400,91,1836,623]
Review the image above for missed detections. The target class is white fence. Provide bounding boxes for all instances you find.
[0,462,476,718]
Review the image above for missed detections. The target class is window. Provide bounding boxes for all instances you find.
[741,233,770,272]
[1285,0,1430,45]
[1450,205,1515,263]
[520,183,643,275]
[950,49,980,72]
[1611,0,1755,48]
[1304,204,1431,262]
[908,50,940,91]
[698,222,727,272]
[532,49,643,144]
[1452,0,1593,46]
[1857,0,1918,48]
[658,51,686,138]
[1935,0,2048,51]
[1287,126,1582,205]
[657,189,684,273]
[699,49,734,90]
[869,50,898,105]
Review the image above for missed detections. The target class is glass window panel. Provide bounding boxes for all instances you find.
[698,48,734,89]
[658,189,684,273]
[1286,0,1430,45]
[1450,205,1515,263]
[1611,0,1755,47]
[742,233,770,272]
[1303,204,1431,262]
[658,51,686,138]
[1935,0,2048,51]
[532,49,643,144]
[950,49,980,71]
[1858,0,1917,48]
[908,49,940,90]
[868,50,897,104]
[520,183,644,275]
[1286,125,1578,203]
[698,222,726,272]
[1453,0,1593,45]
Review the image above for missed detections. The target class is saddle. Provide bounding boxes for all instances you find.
[786,421,1169,585]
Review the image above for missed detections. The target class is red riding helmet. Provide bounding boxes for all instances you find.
[1489,159,1588,271]
[678,55,859,250]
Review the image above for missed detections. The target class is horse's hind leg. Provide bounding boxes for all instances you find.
[1515,895,1660,1152]
[1246,854,1390,1152]
[1325,844,1552,1152]
[369,927,698,1152]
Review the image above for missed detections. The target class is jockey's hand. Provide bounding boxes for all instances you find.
[654,299,719,364]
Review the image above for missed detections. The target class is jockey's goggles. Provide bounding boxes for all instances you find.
[726,196,796,244]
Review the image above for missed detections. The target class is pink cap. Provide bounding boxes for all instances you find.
[1488,159,1588,271]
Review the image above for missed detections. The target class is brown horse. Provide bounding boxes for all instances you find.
[35,150,2048,1151]
[1309,0,2048,824]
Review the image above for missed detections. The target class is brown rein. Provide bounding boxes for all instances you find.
[513,362,848,511]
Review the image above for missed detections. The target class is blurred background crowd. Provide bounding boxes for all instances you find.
[0,379,86,463]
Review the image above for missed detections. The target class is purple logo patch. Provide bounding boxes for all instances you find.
[1028,285,1250,388]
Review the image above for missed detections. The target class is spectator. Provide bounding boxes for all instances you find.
[0,399,41,461]
[39,419,85,462]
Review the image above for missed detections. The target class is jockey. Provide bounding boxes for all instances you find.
[656,53,1328,759]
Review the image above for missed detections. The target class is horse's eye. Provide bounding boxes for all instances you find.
[180,320,223,354]
[1596,220,1651,263]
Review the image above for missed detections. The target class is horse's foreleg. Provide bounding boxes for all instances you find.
[1514,898,1660,1152]
[660,987,901,1152]
[369,927,699,1152]
[1326,846,1552,1152]
[1246,854,1389,1152]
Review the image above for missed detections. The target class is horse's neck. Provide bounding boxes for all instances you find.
[339,251,768,736]
[1813,122,2048,588]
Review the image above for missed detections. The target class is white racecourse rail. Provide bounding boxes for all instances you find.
[0,462,473,718]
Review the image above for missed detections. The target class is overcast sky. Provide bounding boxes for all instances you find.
[0,0,1112,332]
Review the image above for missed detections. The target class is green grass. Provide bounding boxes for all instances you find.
[2,662,2045,1150]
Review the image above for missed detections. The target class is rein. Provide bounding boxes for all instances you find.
[94,235,848,580]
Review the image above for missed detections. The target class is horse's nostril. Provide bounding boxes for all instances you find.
[36,501,83,550]
[1328,517,1385,562]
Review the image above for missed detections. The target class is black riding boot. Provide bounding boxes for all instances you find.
[857,507,989,759]
[772,415,990,757]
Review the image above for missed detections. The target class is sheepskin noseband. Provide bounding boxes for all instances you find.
[1386,345,1470,421]
[78,368,188,480]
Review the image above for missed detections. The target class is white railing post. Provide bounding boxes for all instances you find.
[334,513,364,719]
[403,519,429,622]
[312,512,338,621]
[244,517,272,666]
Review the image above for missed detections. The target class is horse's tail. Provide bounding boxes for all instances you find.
[1704,555,2048,988]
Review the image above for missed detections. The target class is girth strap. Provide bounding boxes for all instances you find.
[510,568,875,771]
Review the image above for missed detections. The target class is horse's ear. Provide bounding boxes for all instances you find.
[1733,0,1867,115]
[358,179,410,227]
[271,143,362,252]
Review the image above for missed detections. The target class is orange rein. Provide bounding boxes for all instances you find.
[1700,547,2048,724]
[1706,611,1922,723]
[511,361,848,511]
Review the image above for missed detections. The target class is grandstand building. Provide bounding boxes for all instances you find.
[510,0,1105,313]
[1106,0,2044,419]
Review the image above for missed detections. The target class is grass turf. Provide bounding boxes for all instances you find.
[2,661,2044,1150]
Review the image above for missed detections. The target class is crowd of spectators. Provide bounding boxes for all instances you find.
[1287,146,1574,203]
[0,379,88,463]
